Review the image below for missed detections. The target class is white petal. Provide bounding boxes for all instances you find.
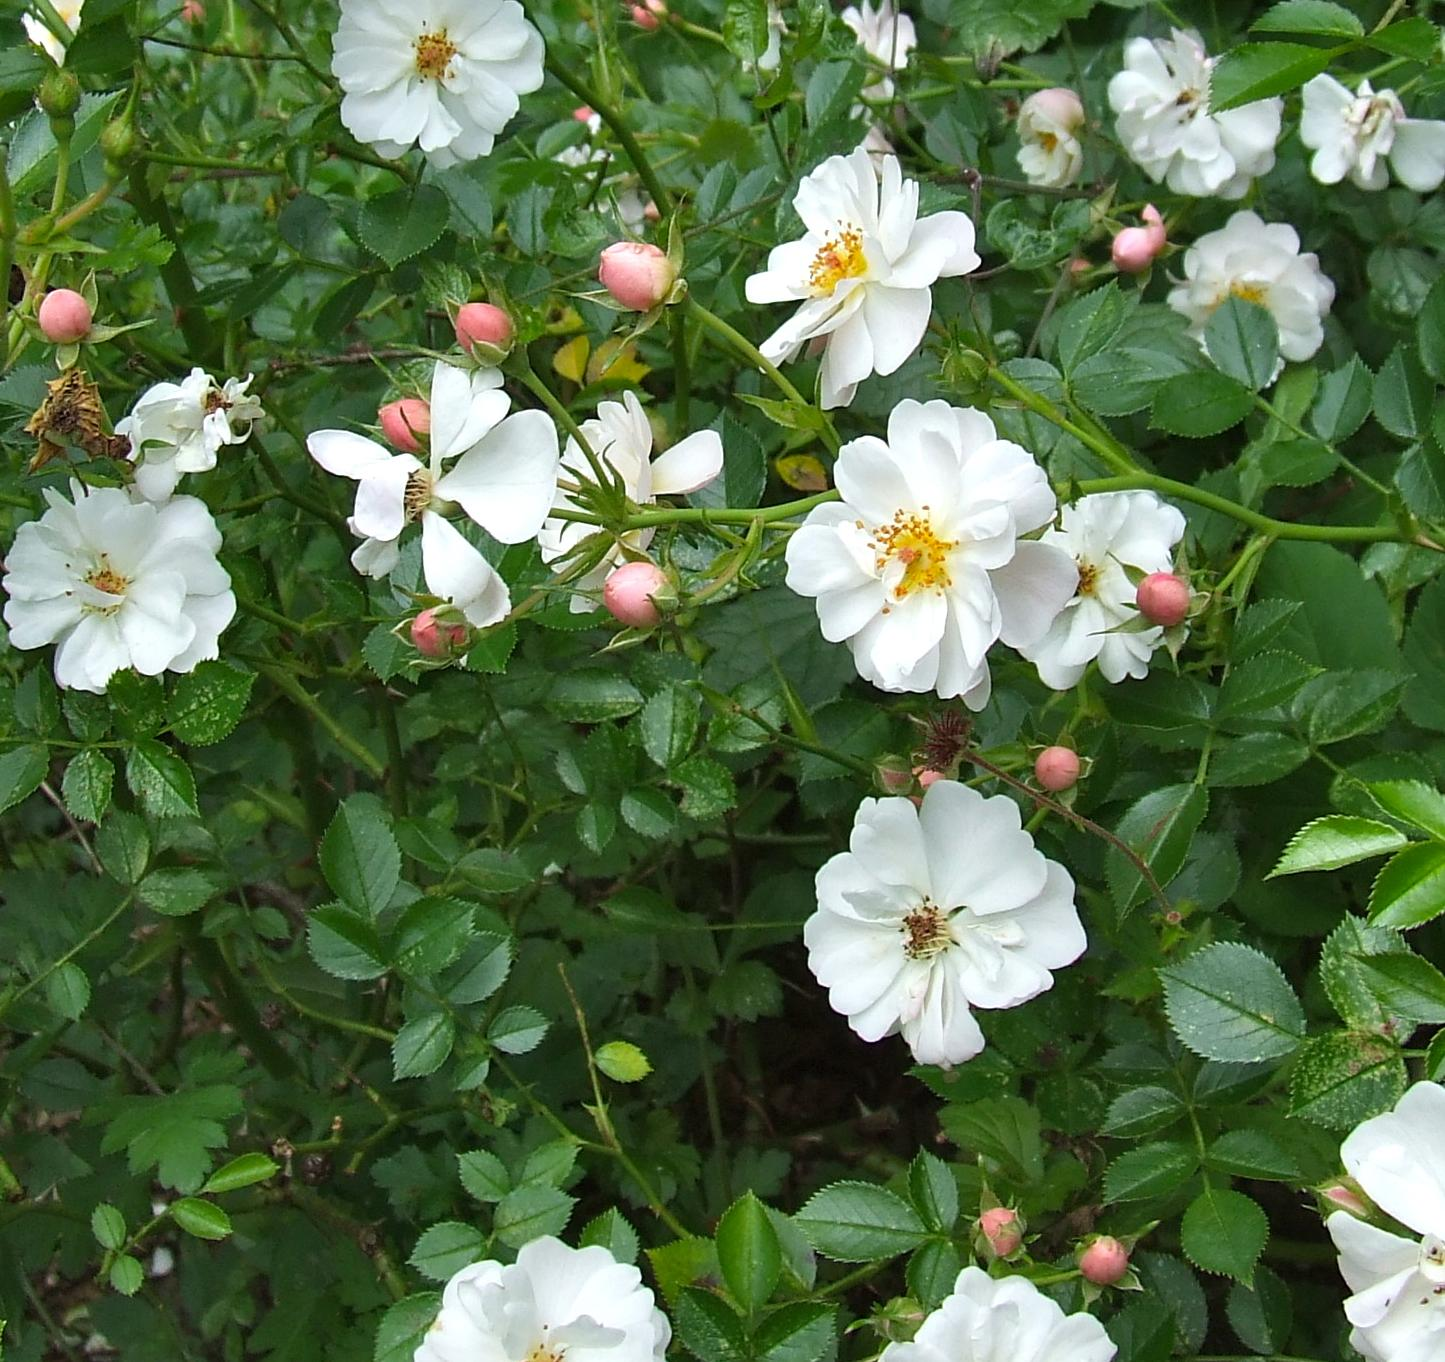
[419,512,510,627]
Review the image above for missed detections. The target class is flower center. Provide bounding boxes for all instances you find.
[1229,281,1268,307]
[901,901,953,960]
[83,558,130,614]
[404,470,435,522]
[414,29,459,81]
[808,225,867,297]
[525,1347,564,1362]
[1351,95,1396,140]
[1037,131,1058,153]
[1076,560,1099,596]
[871,510,956,599]
[204,388,230,415]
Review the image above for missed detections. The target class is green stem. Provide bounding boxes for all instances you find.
[670,307,691,430]
[126,165,212,360]
[257,664,387,779]
[0,890,135,1024]
[988,366,1136,476]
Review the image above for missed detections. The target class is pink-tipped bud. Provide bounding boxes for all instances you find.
[643,199,662,223]
[1112,206,1167,274]
[1136,572,1191,628]
[455,302,513,355]
[1035,746,1080,793]
[38,288,92,344]
[598,241,677,312]
[877,757,913,793]
[573,105,595,122]
[630,1,661,28]
[603,561,671,628]
[1322,1183,1369,1217]
[181,0,205,19]
[1141,204,1166,252]
[978,1207,1022,1258]
[1079,1236,1130,1286]
[1021,86,1084,133]
[916,769,944,789]
[379,398,431,453]
[410,608,468,659]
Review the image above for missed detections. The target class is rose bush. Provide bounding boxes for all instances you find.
[4,1,1445,1361]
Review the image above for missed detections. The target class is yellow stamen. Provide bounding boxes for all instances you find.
[83,558,130,614]
[1076,560,1099,596]
[403,470,434,521]
[902,902,952,960]
[1229,281,1268,306]
[414,29,459,81]
[871,509,956,599]
[808,224,867,297]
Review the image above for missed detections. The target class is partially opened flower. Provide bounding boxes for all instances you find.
[804,781,1087,1067]
[1016,88,1085,189]
[1328,1082,1445,1362]
[2,482,235,694]
[1301,75,1445,193]
[23,0,82,64]
[417,1235,670,1362]
[307,363,559,626]
[1167,210,1335,373]
[745,149,979,409]
[1108,29,1281,199]
[331,0,545,167]
[880,1267,1115,1362]
[1022,491,1186,690]
[784,399,1076,703]
[118,368,263,503]
[841,0,915,100]
[537,392,723,611]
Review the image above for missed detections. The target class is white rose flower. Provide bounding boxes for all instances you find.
[804,781,1087,1067]
[2,482,235,694]
[537,391,723,611]
[308,363,559,627]
[117,368,263,503]
[1166,210,1335,372]
[1107,28,1281,199]
[880,1266,1115,1362]
[1022,491,1186,690]
[1301,75,1445,193]
[22,0,82,64]
[841,0,915,100]
[331,0,545,168]
[416,1236,670,1362]
[745,148,980,410]
[784,399,1076,704]
[1016,88,1086,189]
[1328,1082,1445,1362]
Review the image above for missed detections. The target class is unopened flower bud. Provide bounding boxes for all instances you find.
[1021,86,1084,133]
[1136,572,1191,628]
[603,561,673,628]
[875,756,913,793]
[598,241,677,312]
[181,0,205,20]
[100,114,140,172]
[410,608,468,658]
[379,398,430,453]
[631,0,666,29]
[1321,1183,1369,1217]
[643,199,661,223]
[977,1207,1022,1259]
[37,288,92,344]
[1079,1236,1130,1286]
[38,69,80,121]
[1034,746,1080,793]
[455,302,513,357]
[573,105,595,122]
[916,769,944,789]
[1112,205,1167,274]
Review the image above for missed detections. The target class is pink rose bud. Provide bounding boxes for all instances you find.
[876,757,913,793]
[37,288,92,344]
[410,608,468,659]
[598,241,677,312]
[1136,572,1191,628]
[1035,746,1080,793]
[1322,1183,1369,1217]
[573,105,595,122]
[1079,1236,1130,1286]
[455,302,514,355]
[643,199,662,223]
[181,0,204,19]
[379,398,431,453]
[631,0,666,27]
[1141,203,1166,252]
[603,561,670,628]
[917,769,944,789]
[1113,206,1167,274]
[1023,86,1084,132]
[978,1207,1022,1258]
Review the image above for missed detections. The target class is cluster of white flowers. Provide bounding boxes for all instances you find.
[420,1237,1114,1362]
[3,367,260,693]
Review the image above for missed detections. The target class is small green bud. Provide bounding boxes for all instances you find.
[37,69,81,122]
[99,116,139,171]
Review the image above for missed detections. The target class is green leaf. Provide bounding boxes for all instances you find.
[393,897,474,979]
[1217,652,1318,717]
[1209,42,1331,112]
[792,1182,927,1262]
[1251,0,1363,36]
[907,1151,959,1233]
[1151,371,1254,437]
[308,903,389,980]
[1228,1266,1294,1356]
[45,962,90,1021]
[493,1184,575,1249]
[1288,1030,1407,1128]
[96,810,151,884]
[321,796,401,918]
[754,1301,836,1362]
[1269,815,1409,877]
[580,1208,640,1264]
[1071,346,1189,417]
[717,1191,782,1314]
[1352,951,1445,1022]
[1206,1129,1300,1181]
[458,1150,510,1203]
[937,1096,1043,1182]
[595,1040,653,1083]
[409,1222,485,1281]
[167,662,255,745]
[125,740,198,818]
[722,0,769,60]
[139,867,222,917]
[546,671,645,723]
[1309,357,1373,443]
[1367,780,1445,839]
[1101,1086,1187,1138]
[1055,282,1134,373]
[203,1153,279,1193]
[1105,785,1209,917]
[62,748,113,823]
[1320,915,1405,1029]
[109,1254,143,1296]
[358,186,451,268]
[488,1004,549,1055]
[1374,344,1433,440]
[640,684,700,769]
[1206,733,1309,789]
[671,753,737,820]
[1369,842,1445,929]
[906,1239,963,1311]
[375,1294,442,1362]
[1367,16,1439,58]
[676,1287,748,1362]
[1203,296,1279,392]
[445,933,512,1005]
[99,1085,243,1192]
[1301,669,1408,744]
[0,743,48,814]
[1103,1142,1200,1203]
[171,1197,232,1240]
[1160,942,1306,1061]
[519,1142,577,1189]
[92,1203,126,1250]
[392,1012,456,1079]
[1181,1187,1268,1284]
